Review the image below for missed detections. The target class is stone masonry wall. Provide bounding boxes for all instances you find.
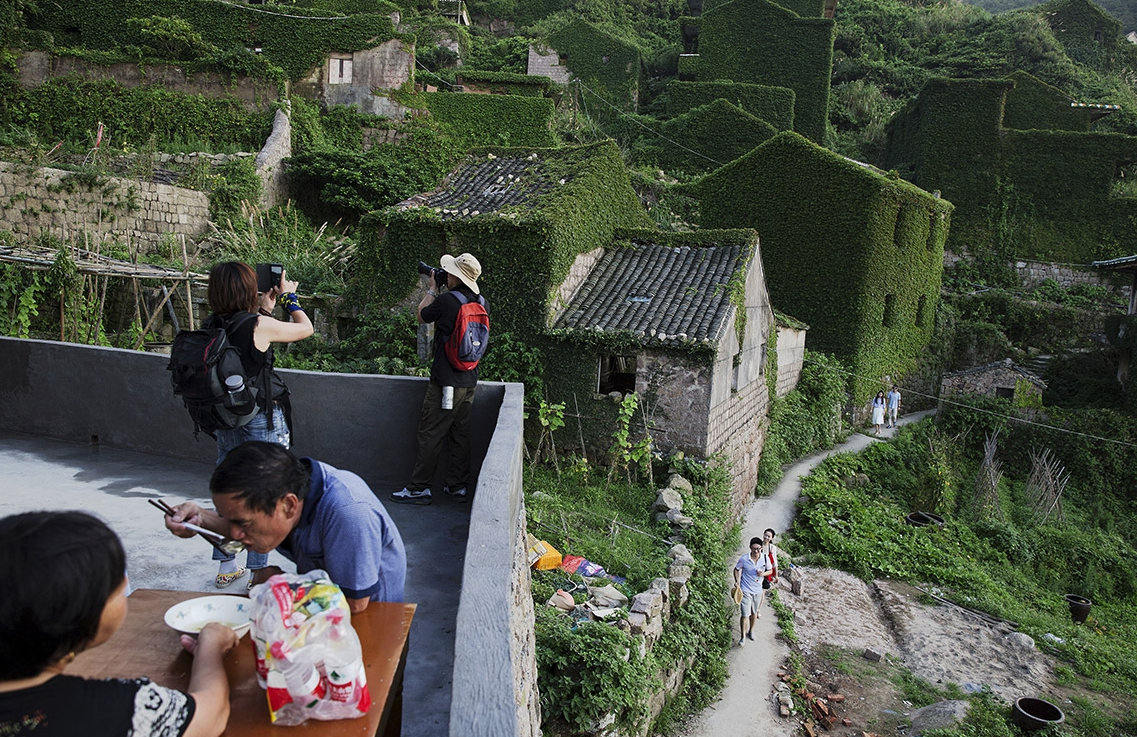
[552,247,605,322]
[637,351,712,453]
[512,506,541,737]
[1013,258,1130,298]
[707,372,770,517]
[775,326,806,398]
[17,51,280,111]
[945,251,1132,302]
[0,162,210,251]
[527,45,572,84]
[256,107,292,209]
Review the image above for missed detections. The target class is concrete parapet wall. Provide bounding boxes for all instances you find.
[0,162,211,251]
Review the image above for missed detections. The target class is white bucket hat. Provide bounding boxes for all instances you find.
[440,253,482,294]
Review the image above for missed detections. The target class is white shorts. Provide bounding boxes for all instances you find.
[739,590,761,617]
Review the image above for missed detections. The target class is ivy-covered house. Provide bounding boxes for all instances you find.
[939,358,1047,406]
[534,18,644,113]
[884,74,1137,263]
[548,230,780,511]
[678,0,835,142]
[629,99,778,175]
[692,131,952,403]
[360,140,653,347]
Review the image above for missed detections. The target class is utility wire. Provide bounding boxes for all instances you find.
[211,0,352,20]
[574,79,727,167]
[801,355,1137,450]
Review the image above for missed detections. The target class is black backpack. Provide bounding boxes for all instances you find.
[168,313,260,437]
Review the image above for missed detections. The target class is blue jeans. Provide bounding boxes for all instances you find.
[210,404,289,568]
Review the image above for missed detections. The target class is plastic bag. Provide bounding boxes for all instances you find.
[249,570,371,726]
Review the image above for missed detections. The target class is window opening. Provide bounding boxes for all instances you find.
[883,294,897,328]
[1111,161,1137,198]
[996,386,1015,399]
[598,355,637,395]
[329,56,353,84]
[916,294,927,327]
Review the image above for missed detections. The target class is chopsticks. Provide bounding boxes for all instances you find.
[149,498,232,555]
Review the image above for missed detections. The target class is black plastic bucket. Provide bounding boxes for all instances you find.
[1011,697,1065,731]
[1064,593,1092,624]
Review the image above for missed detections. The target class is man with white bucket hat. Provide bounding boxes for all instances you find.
[392,253,488,506]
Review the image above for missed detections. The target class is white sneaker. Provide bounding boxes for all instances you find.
[391,487,432,505]
[738,637,745,647]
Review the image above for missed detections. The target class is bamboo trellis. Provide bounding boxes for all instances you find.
[0,237,206,349]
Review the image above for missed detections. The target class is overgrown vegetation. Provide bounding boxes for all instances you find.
[527,450,737,734]
[791,410,1137,733]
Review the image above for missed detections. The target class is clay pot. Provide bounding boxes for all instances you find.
[1064,593,1092,624]
[1011,697,1065,731]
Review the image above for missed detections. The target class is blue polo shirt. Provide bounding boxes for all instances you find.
[276,459,407,602]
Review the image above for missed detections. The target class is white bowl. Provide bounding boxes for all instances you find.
[164,595,252,638]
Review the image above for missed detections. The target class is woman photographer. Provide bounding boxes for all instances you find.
[0,511,238,737]
[204,261,313,588]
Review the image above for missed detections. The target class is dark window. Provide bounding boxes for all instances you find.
[598,355,637,395]
[996,386,1015,399]
[1094,29,1103,41]
[916,295,927,327]
[883,294,897,328]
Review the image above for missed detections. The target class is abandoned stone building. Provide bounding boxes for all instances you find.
[939,358,1047,406]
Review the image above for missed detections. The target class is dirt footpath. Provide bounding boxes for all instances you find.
[677,414,1068,737]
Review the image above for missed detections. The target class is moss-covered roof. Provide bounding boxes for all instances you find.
[393,152,567,221]
[551,236,753,347]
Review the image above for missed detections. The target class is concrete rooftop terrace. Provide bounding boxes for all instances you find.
[0,428,466,736]
[0,337,536,737]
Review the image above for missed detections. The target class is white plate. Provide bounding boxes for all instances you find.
[164,595,252,638]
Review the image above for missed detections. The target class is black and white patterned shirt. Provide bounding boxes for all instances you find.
[0,675,195,736]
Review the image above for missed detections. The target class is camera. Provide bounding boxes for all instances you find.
[417,261,447,289]
[256,263,283,293]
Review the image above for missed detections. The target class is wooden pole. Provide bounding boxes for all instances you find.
[134,283,175,350]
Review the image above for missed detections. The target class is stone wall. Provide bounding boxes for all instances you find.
[294,40,413,119]
[256,107,292,209]
[552,247,605,321]
[775,326,806,398]
[707,370,770,517]
[637,351,712,452]
[939,358,1046,403]
[527,45,572,84]
[0,161,210,250]
[511,507,541,737]
[1013,258,1131,297]
[944,251,1132,302]
[17,52,280,111]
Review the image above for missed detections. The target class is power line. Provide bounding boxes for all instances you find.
[574,80,727,167]
[211,0,352,20]
[801,355,1137,450]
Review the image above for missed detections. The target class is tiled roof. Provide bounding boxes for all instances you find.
[393,153,564,221]
[942,358,1046,386]
[1092,254,1137,270]
[552,240,749,347]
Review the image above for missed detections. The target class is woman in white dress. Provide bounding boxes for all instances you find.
[871,391,887,434]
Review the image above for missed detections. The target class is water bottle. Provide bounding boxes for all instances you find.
[441,385,454,410]
[268,641,326,709]
[224,374,249,408]
[323,624,368,707]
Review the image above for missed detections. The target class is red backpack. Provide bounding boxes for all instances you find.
[444,292,490,371]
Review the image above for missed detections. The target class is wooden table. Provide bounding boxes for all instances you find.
[69,590,415,737]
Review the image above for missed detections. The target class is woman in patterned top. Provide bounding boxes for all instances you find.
[0,511,238,737]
